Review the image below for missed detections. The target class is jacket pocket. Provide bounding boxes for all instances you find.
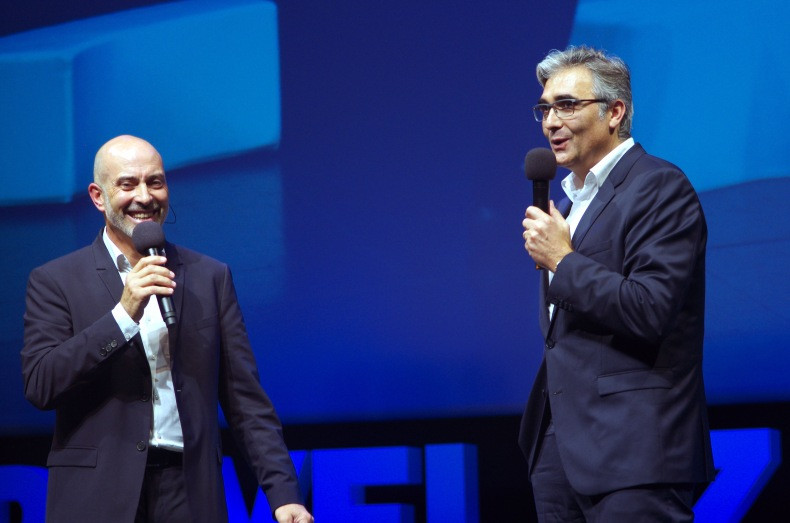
[597,368,673,396]
[47,446,98,468]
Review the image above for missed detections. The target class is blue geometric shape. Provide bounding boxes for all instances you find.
[312,446,422,522]
[0,0,280,205]
[569,0,790,193]
[0,465,47,522]
[223,451,308,522]
[694,428,781,521]
[425,443,479,522]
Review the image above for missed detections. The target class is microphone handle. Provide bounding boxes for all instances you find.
[146,247,177,327]
[532,180,550,270]
[532,179,549,214]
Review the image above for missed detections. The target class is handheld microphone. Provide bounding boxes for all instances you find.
[524,147,557,269]
[132,221,177,327]
[524,147,557,214]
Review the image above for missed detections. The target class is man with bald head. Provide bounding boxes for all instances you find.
[21,135,313,523]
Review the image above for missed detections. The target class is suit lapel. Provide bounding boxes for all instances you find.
[571,182,614,248]
[538,269,550,337]
[91,233,124,304]
[163,242,185,346]
[539,197,572,338]
[571,143,645,249]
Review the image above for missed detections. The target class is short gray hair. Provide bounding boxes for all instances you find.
[536,45,633,138]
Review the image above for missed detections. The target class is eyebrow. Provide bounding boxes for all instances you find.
[115,175,139,185]
[114,173,165,185]
[537,94,577,104]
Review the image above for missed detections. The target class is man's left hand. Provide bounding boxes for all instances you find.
[274,503,314,523]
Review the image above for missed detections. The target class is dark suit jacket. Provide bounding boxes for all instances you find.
[519,144,715,495]
[21,233,301,522]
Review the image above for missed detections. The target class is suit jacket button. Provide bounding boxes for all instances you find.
[140,394,149,402]
[99,348,107,356]
[136,441,147,452]
[110,340,118,348]
[545,339,555,349]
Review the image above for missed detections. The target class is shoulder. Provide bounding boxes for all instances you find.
[30,244,95,278]
[167,243,229,273]
[620,144,698,197]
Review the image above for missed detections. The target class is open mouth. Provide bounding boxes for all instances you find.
[128,210,159,221]
[550,135,570,150]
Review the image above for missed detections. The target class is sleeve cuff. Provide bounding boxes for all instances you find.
[112,302,140,341]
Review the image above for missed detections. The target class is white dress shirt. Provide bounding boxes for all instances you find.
[548,138,635,316]
[103,229,184,451]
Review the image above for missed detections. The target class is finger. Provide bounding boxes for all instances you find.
[548,200,564,220]
[130,255,168,273]
[139,273,176,293]
[525,205,550,220]
[126,268,176,292]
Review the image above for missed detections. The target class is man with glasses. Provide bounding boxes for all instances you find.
[520,46,714,521]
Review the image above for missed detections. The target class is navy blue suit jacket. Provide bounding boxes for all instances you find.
[21,233,301,522]
[519,144,715,495]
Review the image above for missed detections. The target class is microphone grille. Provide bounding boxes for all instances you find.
[132,221,165,254]
[524,147,557,181]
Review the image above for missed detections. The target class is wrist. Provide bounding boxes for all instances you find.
[553,253,569,273]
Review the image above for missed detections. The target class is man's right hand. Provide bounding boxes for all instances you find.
[120,255,175,322]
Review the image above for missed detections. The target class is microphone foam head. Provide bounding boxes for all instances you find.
[132,221,165,254]
[524,147,557,181]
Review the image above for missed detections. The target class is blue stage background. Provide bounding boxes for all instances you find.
[1,0,787,434]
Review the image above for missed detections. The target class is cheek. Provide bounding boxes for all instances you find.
[109,194,132,212]
[154,190,169,205]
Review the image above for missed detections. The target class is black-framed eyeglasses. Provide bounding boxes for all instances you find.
[532,98,607,122]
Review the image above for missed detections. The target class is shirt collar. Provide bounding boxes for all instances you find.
[102,227,132,273]
[561,137,635,204]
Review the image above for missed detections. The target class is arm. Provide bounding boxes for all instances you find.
[548,167,706,342]
[21,253,175,409]
[21,264,126,410]
[214,265,308,516]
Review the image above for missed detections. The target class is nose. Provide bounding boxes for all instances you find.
[544,106,563,130]
[134,183,153,204]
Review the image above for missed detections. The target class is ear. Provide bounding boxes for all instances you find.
[608,99,626,132]
[88,182,106,213]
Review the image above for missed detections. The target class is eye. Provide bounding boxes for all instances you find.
[555,100,576,110]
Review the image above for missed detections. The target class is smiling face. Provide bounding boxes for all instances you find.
[540,66,625,178]
[89,136,169,256]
